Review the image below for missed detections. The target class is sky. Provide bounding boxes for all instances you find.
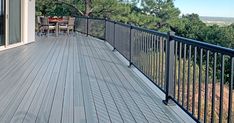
[174,0,234,17]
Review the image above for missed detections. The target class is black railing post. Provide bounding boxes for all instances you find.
[128,26,132,67]
[112,22,116,51]
[163,31,175,105]
[86,18,89,36]
[104,18,107,41]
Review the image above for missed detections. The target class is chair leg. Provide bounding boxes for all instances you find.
[47,29,49,37]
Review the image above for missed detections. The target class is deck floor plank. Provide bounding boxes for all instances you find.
[0,39,57,123]
[0,34,186,123]
[85,39,124,123]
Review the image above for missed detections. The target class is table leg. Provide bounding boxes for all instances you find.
[56,22,59,37]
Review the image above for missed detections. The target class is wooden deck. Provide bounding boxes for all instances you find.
[0,34,186,123]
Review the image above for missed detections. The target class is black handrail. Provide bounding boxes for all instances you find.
[75,16,234,123]
[172,35,234,57]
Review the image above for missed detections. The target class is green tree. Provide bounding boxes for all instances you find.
[140,0,181,31]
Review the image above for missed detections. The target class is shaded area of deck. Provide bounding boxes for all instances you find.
[0,34,186,123]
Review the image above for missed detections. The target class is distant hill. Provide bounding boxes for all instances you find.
[199,16,234,26]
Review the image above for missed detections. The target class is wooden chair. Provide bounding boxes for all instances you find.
[36,16,42,36]
[39,17,56,36]
[59,17,75,35]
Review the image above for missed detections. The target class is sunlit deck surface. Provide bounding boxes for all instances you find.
[0,34,187,123]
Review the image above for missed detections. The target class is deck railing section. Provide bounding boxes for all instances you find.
[75,16,234,123]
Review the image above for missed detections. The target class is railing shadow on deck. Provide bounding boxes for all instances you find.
[75,16,234,123]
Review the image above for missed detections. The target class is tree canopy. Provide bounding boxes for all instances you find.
[36,0,234,49]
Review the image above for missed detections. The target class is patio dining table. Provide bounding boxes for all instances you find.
[49,18,67,36]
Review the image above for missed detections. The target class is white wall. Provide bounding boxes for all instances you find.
[23,0,35,44]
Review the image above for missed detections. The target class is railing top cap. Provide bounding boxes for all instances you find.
[172,35,234,56]
[76,16,234,56]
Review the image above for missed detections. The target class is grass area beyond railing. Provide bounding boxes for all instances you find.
[75,16,234,123]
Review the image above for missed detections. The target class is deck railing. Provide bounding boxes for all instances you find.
[75,16,234,123]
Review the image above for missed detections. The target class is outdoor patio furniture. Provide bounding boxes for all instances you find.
[59,17,75,35]
[40,16,56,36]
[36,16,42,36]
[49,17,66,36]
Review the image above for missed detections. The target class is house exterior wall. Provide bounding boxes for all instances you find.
[0,0,35,51]
[23,0,35,44]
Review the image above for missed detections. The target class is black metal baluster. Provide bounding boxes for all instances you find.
[164,38,168,90]
[198,48,203,121]
[159,37,162,88]
[134,30,137,66]
[150,34,153,78]
[182,43,187,107]
[137,31,140,67]
[147,33,150,76]
[140,31,143,70]
[219,54,224,123]
[156,36,159,85]
[143,32,146,72]
[228,57,233,123]
[87,18,89,36]
[113,22,116,50]
[129,26,132,66]
[174,42,178,98]
[104,19,107,41]
[192,46,197,115]
[187,45,191,110]
[153,35,156,82]
[149,34,152,78]
[204,50,209,123]
[178,42,182,102]
[211,52,217,123]
[140,32,144,71]
[162,38,165,90]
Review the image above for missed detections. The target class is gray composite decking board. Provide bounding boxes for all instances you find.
[87,47,125,122]
[87,38,149,122]
[7,39,58,123]
[86,38,122,123]
[0,46,27,70]
[49,36,69,123]
[73,35,86,123]
[0,34,186,123]
[96,38,182,123]
[62,36,74,123]
[78,35,98,123]
[0,39,57,123]
[0,46,38,98]
[36,37,68,123]
[0,40,55,107]
[86,38,134,122]
[88,36,183,123]
[23,37,66,123]
[0,41,53,102]
[0,42,44,91]
[10,37,61,123]
[115,64,179,122]
[87,38,151,123]
[85,38,133,123]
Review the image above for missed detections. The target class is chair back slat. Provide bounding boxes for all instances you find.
[40,17,49,26]
[68,17,75,26]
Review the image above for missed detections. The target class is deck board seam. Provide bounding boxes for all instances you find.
[86,37,138,123]
[0,40,55,121]
[85,38,116,123]
[22,36,62,123]
[9,37,60,123]
[78,35,98,123]
[35,36,66,123]
[1,38,57,122]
